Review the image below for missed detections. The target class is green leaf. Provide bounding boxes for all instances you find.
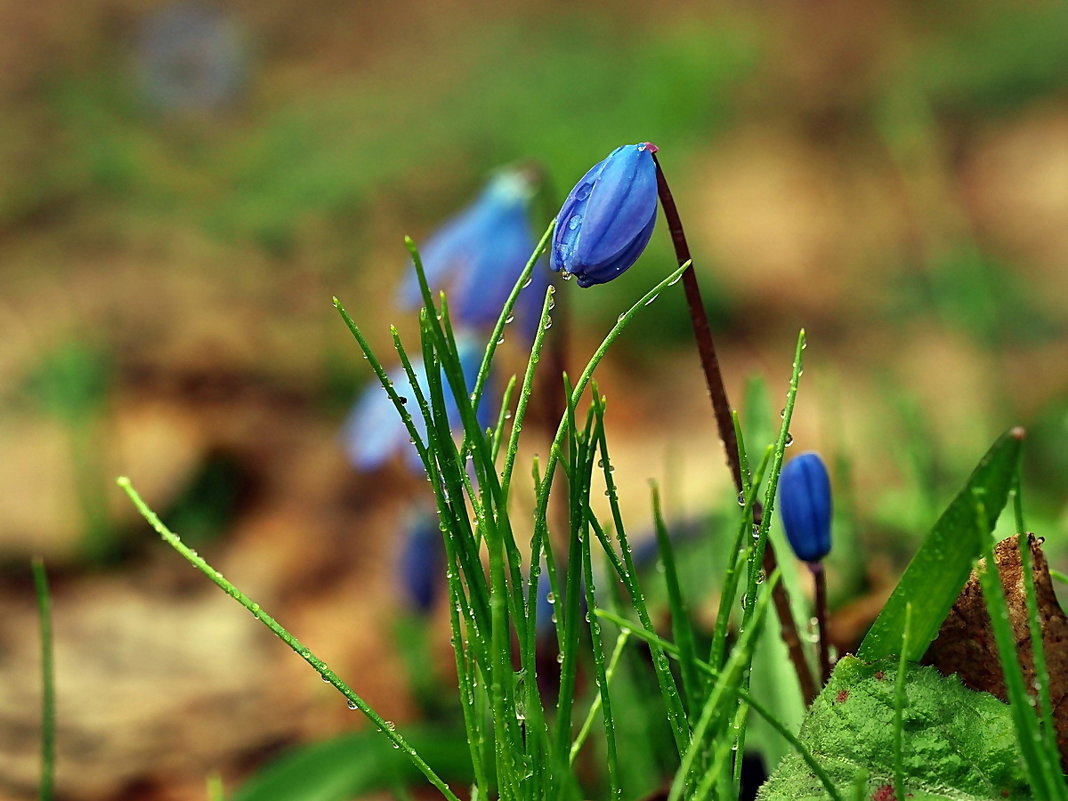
[758,656,1030,801]
[231,728,475,801]
[858,428,1023,661]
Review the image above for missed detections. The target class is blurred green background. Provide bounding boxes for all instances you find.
[1,1,1067,799]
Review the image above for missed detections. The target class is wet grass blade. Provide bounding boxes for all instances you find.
[32,558,54,801]
[857,427,1024,661]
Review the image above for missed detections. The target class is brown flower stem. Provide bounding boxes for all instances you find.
[652,152,818,704]
[812,562,831,684]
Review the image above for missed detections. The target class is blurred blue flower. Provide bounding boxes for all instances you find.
[135,2,247,114]
[397,510,444,613]
[399,170,549,339]
[550,143,659,287]
[778,452,833,563]
[342,334,492,472]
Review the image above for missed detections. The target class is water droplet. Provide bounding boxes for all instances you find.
[737,491,746,507]
[505,314,515,324]
[617,312,627,322]
[567,214,582,231]
[575,182,593,201]
[347,700,358,710]
[556,652,565,664]
[779,408,786,418]
[497,335,505,345]
[644,293,660,306]
[755,569,766,584]
[504,409,513,419]
[667,273,682,286]
[784,433,794,447]
[321,673,331,683]
[546,592,555,604]
[752,524,760,540]
[547,298,555,310]
[385,720,396,731]
[521,277,532,289]
[543,319,553,330]
[398,396,408,405]
[563,271,574,281]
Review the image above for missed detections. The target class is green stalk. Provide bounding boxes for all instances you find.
[118,478,462,801]
[32,558,54,801]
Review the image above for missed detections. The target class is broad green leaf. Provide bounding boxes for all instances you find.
[231,728,474,801]
[858,428,1023,661]
[758,656,1030,801]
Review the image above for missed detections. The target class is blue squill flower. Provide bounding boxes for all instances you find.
[778,452,833,563]
[399,170,548,338]
[342,333,493,472]
[551,143,659,287]
[397,510,445,613]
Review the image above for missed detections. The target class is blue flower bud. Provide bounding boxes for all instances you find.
[342,333,493,473]
[778,452,833,563]
[397,511,444,613]
[399,170,548,339]
[550,143,659,287]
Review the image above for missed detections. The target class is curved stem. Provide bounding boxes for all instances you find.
[652,153,817,704]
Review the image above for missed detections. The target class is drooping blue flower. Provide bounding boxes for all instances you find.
[397,510,444,613]
[550,143,659,287]
[778,452,833,563]
[342,333,493,472]
[399,170,549,338]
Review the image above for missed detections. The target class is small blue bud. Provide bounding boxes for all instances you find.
[778,452,833,563]
[397,511,444,613]
[399,170,548,338]
[550,143,659,287]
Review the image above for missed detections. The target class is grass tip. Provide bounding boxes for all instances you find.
[1010,426,1026,440]
[116,475,131,488]
[331,296,341,307]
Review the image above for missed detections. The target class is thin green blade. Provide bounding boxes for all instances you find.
[857,427,1024,661]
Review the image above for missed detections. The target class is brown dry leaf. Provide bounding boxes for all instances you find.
[924,534,1068,764]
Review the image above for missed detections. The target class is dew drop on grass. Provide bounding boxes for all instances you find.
[505,314,515,324]
[321,673,331,683]
[784,432,794,447]
[543,319,553,331]
[556,652,565,664]
[617,312,627,323]
[737,491,746,507]
[644,293,660,306]
[347,700,358,710]
[546,592,555,604]
[667,273,682,287]
[504,409,512,419]
[497,335,505,345]
[548,298,556,311]
[521,277,533,289]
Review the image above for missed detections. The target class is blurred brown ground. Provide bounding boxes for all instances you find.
[1,0,1067,799]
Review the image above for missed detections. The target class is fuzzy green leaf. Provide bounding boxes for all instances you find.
[758,656,1030,801]
[858,428,1023,661]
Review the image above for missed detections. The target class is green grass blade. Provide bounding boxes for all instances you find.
[668,572,779,801]
[975,512,1066,801]
[650,482,701,719]
[857,427,1024,661]
[117,478,463,801]
[31,558,54,801]
[597,610,844,801]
